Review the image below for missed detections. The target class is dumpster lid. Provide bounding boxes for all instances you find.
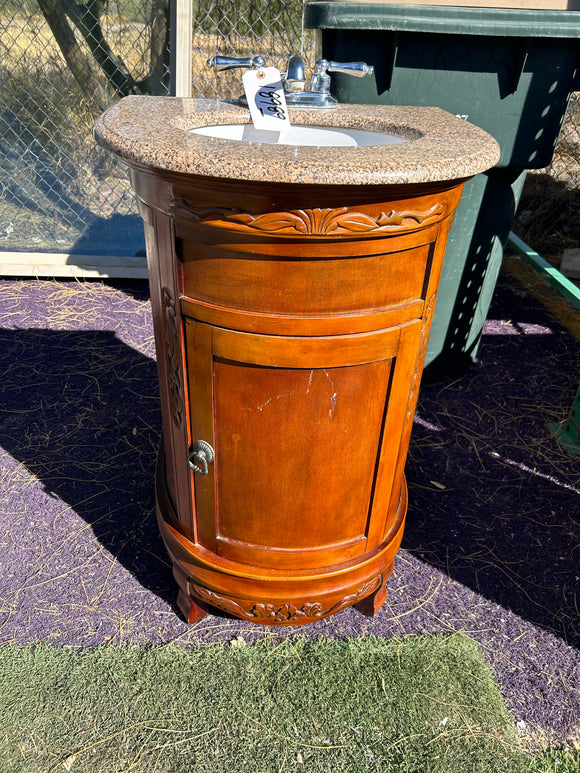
[305,2,580,36]
[309,0,579,7]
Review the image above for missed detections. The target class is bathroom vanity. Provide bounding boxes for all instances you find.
[95,97,499,625]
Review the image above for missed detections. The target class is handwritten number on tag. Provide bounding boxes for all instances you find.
[242,66,291,131]
[257,88,287,120]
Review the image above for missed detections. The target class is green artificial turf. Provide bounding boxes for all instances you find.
[0,633,541,772]
[526,750,580,773]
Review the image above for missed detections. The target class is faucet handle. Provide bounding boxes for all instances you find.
[323,60,375,78]
[207,55,266,72]
[309,59,374,97]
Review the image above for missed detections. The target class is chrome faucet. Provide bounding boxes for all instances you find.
[207,54,374,109]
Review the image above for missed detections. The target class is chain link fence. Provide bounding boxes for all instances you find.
[190,0,315,99]
[513,93,580,259]
[0,0,169,258]
[0,0,577,263]
[0,0,312,261]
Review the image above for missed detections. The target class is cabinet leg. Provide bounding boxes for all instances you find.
[354,575,388,617]
[173,563,208,624]
[176,587,208,624]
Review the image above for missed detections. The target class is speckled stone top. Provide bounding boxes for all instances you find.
[94,96,500,186]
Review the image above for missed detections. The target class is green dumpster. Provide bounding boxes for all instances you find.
[305,2,580,378]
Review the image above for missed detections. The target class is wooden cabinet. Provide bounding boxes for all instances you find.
[132,169,464,625]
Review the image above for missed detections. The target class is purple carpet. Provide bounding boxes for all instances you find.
[0,269,578,748]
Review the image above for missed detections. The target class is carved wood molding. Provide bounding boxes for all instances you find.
[406,292,437,426]
[162,287,184,427]
[189,575,381,623]
[170,198,444,237]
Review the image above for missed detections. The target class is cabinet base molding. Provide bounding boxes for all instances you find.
[187,574,388,625]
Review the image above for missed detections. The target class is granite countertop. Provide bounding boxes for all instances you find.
[94,96,500,186]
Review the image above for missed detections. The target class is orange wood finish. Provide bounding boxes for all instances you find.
[132,168,465,625]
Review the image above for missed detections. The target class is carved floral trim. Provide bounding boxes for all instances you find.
[189,575,381,624]
[170,198,443,236]
[162,287,184,427]
[405,292,436,425]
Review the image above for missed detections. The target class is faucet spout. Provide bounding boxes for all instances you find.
[284,55,307,92]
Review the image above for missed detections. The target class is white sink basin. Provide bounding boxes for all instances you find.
[189,123,408,147]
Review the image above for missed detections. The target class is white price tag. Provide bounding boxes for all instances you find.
[242,66,291,133]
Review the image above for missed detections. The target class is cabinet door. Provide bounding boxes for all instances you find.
[185,319,420,571]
